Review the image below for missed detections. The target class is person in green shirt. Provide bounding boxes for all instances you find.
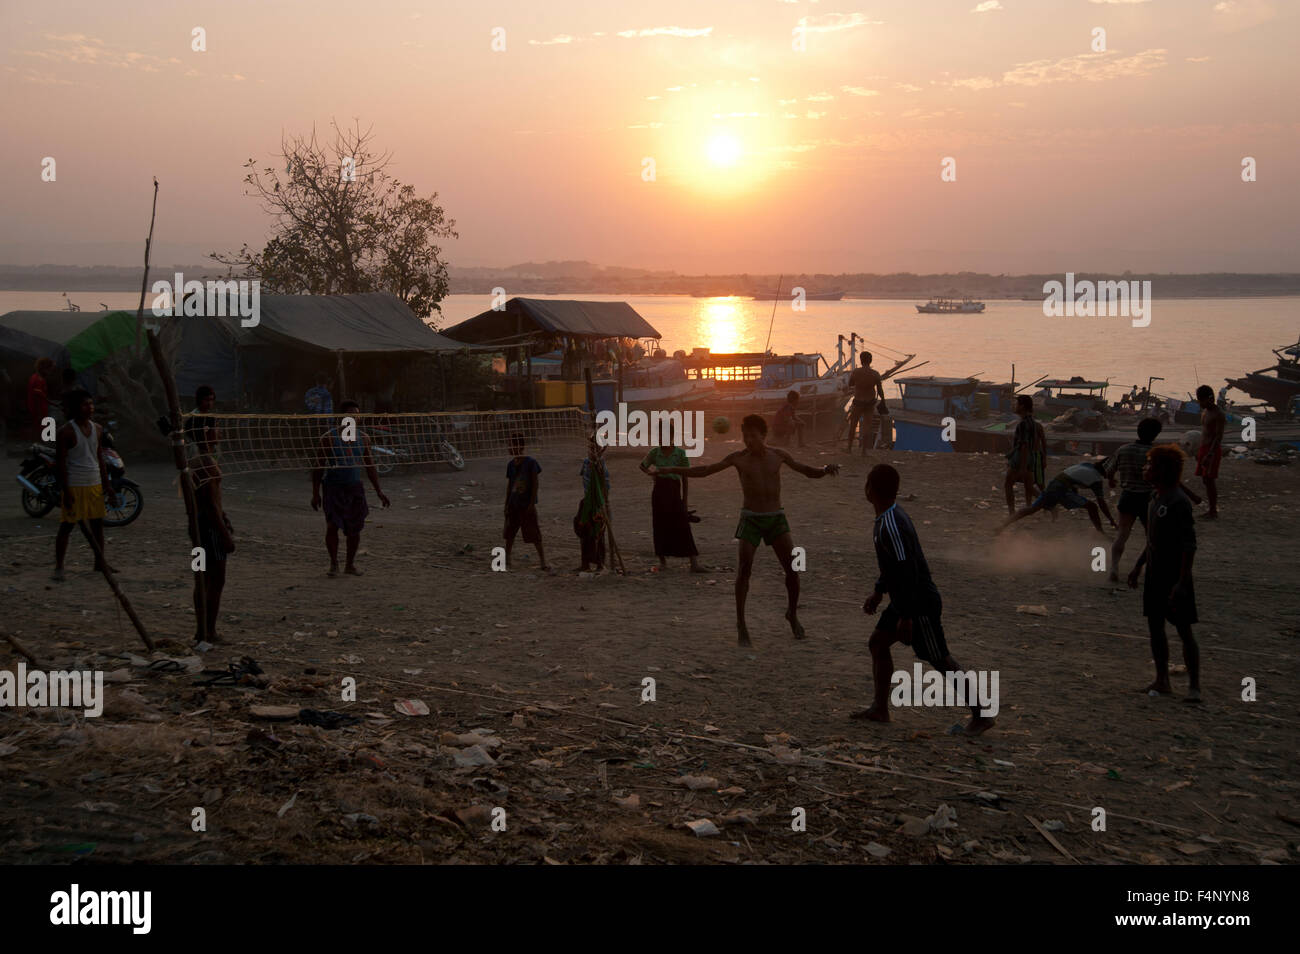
[640,432,704,573]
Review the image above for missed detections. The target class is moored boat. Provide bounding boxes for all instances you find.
[1224,339,1300,412]
[916,297,985,314]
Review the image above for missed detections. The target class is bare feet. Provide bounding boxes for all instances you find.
[1108,571,1119,583]
[1183,688,1202,704]
[785,609,806,640]
[51,567,65,582]
[345,564,363,576]
[850,704,890,722]
[327,564,339,578]
[737,621,752,648]
[1143,680,1174,696]
[965,715,996,735]
[689,562,708,574]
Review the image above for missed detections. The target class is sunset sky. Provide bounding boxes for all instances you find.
[2,0,1296,273]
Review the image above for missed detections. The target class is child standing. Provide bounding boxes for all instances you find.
[1127,444,1201,702]
[504,432,548,570]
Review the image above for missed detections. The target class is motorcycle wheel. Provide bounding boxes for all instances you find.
[104,481,143,527]
[21,475,58,518]
[442,442,466,471]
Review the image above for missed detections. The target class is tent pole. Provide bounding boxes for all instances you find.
[336,351,348,402]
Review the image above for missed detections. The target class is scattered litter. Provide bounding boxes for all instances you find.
[684,819,719,837]
[276,793,297,818]
[452,745,496,767]
[865,841,890,858]
[613,794,640,810]
[394,699,430,717]
[673,775,719,791]
[1016,605,1050,616]
[1042,819,1065,832]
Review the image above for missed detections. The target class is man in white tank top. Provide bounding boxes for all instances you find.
[54,390,116,580]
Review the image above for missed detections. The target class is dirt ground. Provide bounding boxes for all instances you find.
[1,438,1298,865]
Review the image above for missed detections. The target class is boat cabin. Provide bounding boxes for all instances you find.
[895,376,980,416]
[1036,378,1109,413]
[680,350,822,392]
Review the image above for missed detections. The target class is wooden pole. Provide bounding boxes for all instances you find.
[133,179,208,645]
[335,351,348,402]
[76,520,154,652]
[585,368,625,575]
[3,632,46,669]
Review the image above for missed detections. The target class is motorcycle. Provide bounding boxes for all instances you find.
[17,420,145,527]
[370,421,466,475]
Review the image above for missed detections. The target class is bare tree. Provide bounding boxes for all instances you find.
[212,121,457,321]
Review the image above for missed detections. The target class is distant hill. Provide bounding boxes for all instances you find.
[3,262,1299,298]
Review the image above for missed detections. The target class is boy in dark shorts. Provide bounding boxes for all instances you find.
[845,352,886,455]
[997,460,1115,535]
[1103,417,1162,582]
[504,433,548,570]
[857,464,995,734]
[1127,444,1201,702]
[311,400,390,577]
[650,414,839,646]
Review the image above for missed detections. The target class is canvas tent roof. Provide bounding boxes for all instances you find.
[0,309,138,371]
[234,292,474,353]
[443,298,660,346]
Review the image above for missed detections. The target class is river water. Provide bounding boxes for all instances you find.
[5,291,1295,403]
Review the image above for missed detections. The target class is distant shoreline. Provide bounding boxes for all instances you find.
[4,264,1300,299]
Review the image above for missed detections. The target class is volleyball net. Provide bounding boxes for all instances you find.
[183,408,589,478]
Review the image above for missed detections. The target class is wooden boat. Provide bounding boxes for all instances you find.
[1224,340,1300,412]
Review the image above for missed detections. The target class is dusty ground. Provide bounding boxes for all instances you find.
[1,438,1298,865]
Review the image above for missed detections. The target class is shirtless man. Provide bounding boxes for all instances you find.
[650,414,840,646]
[1194,384,1225,519]
[845,352,886,455]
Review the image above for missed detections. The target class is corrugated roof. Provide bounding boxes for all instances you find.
[443,297,660,345]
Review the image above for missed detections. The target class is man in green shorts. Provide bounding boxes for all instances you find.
[650,414,840,646]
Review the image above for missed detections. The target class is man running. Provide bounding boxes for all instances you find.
[53,390,117,580]
[845,352,886,455]
[997,459,1115,535]
[1195,384,1224,518]
[650,414,839,646]
[311,400,390,576]
[857,464,995,734]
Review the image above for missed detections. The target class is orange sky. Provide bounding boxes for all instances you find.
[2,0,1297,272]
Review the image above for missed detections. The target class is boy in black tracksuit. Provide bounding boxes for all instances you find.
[857,464,996,734]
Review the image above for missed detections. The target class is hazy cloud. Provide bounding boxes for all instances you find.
[972,1,1003,12]
[797,13,882,33]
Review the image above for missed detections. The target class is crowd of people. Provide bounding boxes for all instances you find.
[42,372,1227,716]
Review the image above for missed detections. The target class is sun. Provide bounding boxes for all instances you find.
[705,132,742,167]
